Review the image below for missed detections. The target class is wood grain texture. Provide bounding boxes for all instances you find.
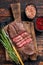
[39,62,43,65]
[23,22,38,60]
[0,9,11,16]
[29,23,38,60]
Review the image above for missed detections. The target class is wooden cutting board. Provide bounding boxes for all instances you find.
[4,3,38,61]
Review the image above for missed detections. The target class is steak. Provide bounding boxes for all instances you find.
[7,20,36,61]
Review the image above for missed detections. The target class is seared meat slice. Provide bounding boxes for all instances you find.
[7,21,35,61]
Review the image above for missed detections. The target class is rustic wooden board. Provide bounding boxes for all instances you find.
[4,21,37,61]
[23,22,38,60]
[3,3,37,63]
[11,3,38,60]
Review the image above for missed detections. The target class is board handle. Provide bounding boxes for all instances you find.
[11,3,21,20]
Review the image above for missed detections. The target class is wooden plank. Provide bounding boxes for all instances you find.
[30,23,38,51]
[23,22,38,60]
[29,23,38,60]
[0,43,5,61]
[36,32,43,56]
[0,9,11,16]
[2,64,12,65]
[36,5,43,8]
[39,62,43,65]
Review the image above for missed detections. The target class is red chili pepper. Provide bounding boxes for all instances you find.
[36,17,43,30]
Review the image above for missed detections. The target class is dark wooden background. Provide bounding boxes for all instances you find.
[0,0,43,65]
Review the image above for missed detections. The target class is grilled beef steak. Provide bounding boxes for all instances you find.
[7,20,35,61]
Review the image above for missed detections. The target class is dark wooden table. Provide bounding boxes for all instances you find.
[0,0,43,65]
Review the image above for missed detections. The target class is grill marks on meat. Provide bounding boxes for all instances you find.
[7,21,35,60]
